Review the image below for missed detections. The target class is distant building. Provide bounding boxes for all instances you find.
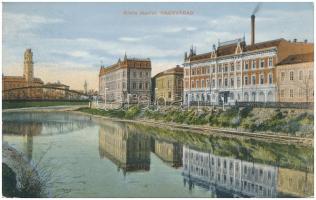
[43,81,70,99]
[2,49,44,100]
[99,53,151,103]
[183,15,313,105]
[153,65,184,103]
[276,53,314,103]
[84,80,88,94]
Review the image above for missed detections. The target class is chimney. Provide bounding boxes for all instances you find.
[251,14,255,45]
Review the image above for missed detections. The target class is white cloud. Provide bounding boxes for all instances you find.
[118,37,142,42]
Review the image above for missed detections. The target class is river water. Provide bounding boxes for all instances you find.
[2,111,314,198]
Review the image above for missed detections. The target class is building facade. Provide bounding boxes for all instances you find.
[276,53,314,103]
[99,54,151,103]
[183,15,314,106]
[3,49,44,100]
[183,38,313,106]
[153,65,184,103]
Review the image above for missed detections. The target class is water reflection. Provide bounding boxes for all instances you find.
[153,139,182,168]
[2,112,314,197]
[182,145,313,197]
[3,112,93,136]
[98,122,151,175]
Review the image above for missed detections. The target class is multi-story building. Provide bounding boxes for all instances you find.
[99,54,151,103]
[2,49,44,100]
[183,15,313,105]
[152,65,184,103]
[182,145,278,197]
[276,53,314,103]
[43,81,70,100]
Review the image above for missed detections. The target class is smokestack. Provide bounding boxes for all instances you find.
[251,14,255,45]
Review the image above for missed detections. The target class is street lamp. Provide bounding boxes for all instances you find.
[104,87,108,110]
[127,93,131,109]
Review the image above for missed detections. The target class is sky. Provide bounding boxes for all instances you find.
[2,2,314,90]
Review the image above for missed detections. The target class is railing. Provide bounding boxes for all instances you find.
[235,101,314,109]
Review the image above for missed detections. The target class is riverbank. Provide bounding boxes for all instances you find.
[3,100,89,109]
[2,143,46,197]
[75,106,313,146]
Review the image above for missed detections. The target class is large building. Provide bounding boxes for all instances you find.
[276,53,314,103]
[99,54,151,103]
[153,65,184,103]
[153,138,182,168]
[183,15,313,105]
[3,49,44,100]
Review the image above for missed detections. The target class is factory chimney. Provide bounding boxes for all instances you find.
[251,14,255,45]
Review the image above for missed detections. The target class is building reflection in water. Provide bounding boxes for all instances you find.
[153,138,183,168]
[98,122,150,176]
[182,145,314,198]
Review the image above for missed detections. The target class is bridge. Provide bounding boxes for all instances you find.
[3,85,97,101]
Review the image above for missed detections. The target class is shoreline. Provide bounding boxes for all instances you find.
[2,106,313,146]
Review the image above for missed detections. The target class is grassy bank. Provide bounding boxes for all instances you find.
[77,106,314,137]
[3,100,89,109]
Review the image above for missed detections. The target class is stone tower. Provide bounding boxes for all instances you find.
[24,49,34,83]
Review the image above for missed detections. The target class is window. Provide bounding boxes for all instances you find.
[133,71,137,78]
[146,72,149,77]
[139,83,143,89]
[192,69,195,75]
[281,89,285,97]
[212,79,215,88]
[201,80,205,88]
[212,65,215,73]
[123,71,126,77]
[168,92,171,98]
[224,65,228,72]
[236,62,241,71]
[260,74,264,84]
[299,71,303,80]
[260,59,265,68]
[191,80,194,88]
[244,76,248,85]
[132,82,136,89]
[231,63,234,72]
[281,72,285,81]
[290,89,294,98]
[245,62,249,70]
[269,74,273,84]
[290,71,294,81]
[252,75,256,85]
[252,60,256,69]
[218,79,222,87]
[145,82,148,89]
[231,78,234,87]
[224,78,228,87]
[196,80,199,88]
[309,70,313,79]
[218,65,222,72]
[268,57,273,67]
[206,79,210,87]
[299,88,303,97]
[237,77,241,87]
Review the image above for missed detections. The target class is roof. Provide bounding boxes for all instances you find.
[188,38,286,62]
[154,65,184,78]
[277,53,314,65]
[244,38,285,52]
[99,57,151,76]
